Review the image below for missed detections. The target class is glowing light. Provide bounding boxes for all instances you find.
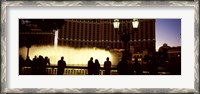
[19,46,119,66]
[113,19,120,29]
[138,58,142,61]
[132,19,139,28]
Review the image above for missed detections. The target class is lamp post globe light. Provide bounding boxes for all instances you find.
[113,19,139,29]
[132,19,139,28]
[113,19,120,29]
[113,19,139,60]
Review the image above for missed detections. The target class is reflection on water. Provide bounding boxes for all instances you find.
[19,46,119,66]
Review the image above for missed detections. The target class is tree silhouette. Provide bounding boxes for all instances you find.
[19,19,64,32]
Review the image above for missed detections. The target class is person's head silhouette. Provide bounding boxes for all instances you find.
[106,57,109,61]
[61,56,64,60]
[95,59,98,63]
[90,57,93,61]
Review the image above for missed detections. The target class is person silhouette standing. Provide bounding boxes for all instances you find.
[88,57,94,75]
[133,58,142,75]
[44,57,51,66]
[31,56,38,75]
[104,57,111,75]
[25,56,32,67]
[94,59,100,75]
[149,56,158,75]
[57,56,66,75]
[19,55,25,75]
[117,56,129,75]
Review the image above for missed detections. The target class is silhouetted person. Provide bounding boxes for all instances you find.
[133,58,143,75]
[38,55,45,75]
[39,56,50,75]
[88,57,94,75]
[57,56,66,75]
[31,56,38,75]
[94,59,100,75]
[149,56,158,75]
[169,57,181,75]
[45,57,51,66]
[104,57,111,75]
[176,56,181,75]
[19,55,25,75]
[117,56,129,75]
[127,60,133,75]
[25,56,32,67]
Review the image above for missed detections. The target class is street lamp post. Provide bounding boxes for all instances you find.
[113,19,139,60]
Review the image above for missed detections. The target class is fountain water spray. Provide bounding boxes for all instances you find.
[19,46,120,67]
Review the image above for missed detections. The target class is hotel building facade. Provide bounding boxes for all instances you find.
[58,19,156,54]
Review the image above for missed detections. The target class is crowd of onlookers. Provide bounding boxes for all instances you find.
[87,57,112,75]
[19,55,50,75]
[19,54,181,75]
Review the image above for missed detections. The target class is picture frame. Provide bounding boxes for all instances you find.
[1,0,199,93]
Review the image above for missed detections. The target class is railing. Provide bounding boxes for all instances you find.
[20,65,170,75]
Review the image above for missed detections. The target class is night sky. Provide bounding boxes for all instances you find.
[156,19,181,50]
